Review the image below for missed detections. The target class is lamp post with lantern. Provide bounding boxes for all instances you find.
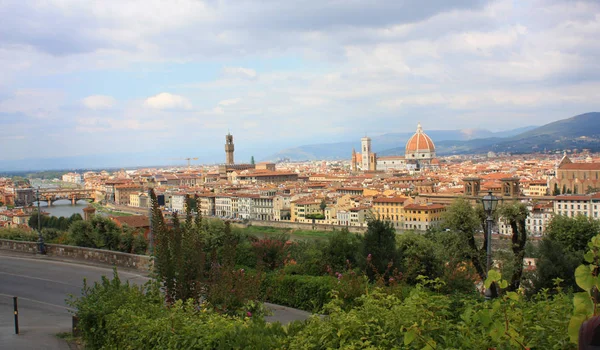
[481,191,499,278]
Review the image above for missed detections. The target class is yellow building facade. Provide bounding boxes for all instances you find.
[372,196,412,229]
[403,203,446,231]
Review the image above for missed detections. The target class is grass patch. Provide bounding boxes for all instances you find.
[239,225,333,240]
[91,203,134,217]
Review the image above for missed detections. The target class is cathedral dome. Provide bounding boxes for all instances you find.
[405,123,435,154]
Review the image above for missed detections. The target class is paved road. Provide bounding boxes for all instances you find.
[0,251,311,349]
[0,252,150,349]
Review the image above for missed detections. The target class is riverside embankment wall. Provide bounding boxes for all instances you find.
[0,239,152,271]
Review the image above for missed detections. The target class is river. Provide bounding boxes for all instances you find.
[32,200,92,218]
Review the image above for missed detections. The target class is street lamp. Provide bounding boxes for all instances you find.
[481,191,499,276]
[36,187,46,255]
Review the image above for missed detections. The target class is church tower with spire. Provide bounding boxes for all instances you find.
[351,148,358,172]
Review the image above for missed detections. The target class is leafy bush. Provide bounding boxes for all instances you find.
[262,273,337,312]
[361,219,401,280]
[252,235,290,270]
[320,228,361,272]
[69,270,287,350]
[0,227,39,241]
[71,269,574,350]
[67,270,163,349]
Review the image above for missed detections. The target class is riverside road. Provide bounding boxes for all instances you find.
[0,250,311,349]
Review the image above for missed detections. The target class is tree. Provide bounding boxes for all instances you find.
[68,216,122,250]
[553,183,560,195]
[498,202,529,291]
[322,228,362,271]
[396,232,443,284]
[586,186,600,194]
[546,214,600,252]
[150,189,206,302]
[442,198,489,285]
[533,237,581,292]
[362,219,401,280]
[320,199,327,216]
[250,156,255,165]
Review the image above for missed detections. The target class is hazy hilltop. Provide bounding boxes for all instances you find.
[265,127,536,161]
[468,112,600,154]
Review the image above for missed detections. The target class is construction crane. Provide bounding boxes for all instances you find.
[184,157,199,170]
[169,157,199,170]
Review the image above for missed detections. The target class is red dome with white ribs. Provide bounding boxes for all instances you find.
[405,123,435,153]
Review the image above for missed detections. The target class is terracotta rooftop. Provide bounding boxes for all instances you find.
[110,215,149,228]
[560,163,600,170]
[373,196,408,204]
[404,203,445,210]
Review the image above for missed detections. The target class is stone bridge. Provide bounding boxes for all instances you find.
[38,188,96,206]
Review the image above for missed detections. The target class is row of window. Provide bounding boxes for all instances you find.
[557,204,595,210]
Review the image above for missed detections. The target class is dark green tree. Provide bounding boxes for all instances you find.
[553,183,560,195]
[69,213,83,222]
[498,202,529,291]
[150,189,206,302]
[532,237,581,292]
[150,189,176,301]
[442,198,488,284]
[250,156,255,165]
[396,232,443,284]
[546,214,600,252]
[362,219,401,280]
[322,228,362,271]
[68,220,96,248]
[320,199,327,216]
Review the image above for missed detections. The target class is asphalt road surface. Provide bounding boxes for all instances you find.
[0,251,150,349]
[0,250,311,349]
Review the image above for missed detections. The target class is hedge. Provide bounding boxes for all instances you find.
[262,274,337,312]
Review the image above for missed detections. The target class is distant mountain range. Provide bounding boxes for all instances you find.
[265,112,600,161]
[264,126,537,161]
[3,112,599,172]
[433,112,600,155]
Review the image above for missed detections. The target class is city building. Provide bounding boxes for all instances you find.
[405,123,437,170]
[291,198,322,222]
[372,196,412,229]
[225,133,235,165]
[62,172,83,184]
[549,153,600,195]
[403,203,445,231]
[376,156,407,171]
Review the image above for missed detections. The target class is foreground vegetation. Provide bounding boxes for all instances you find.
[64,192,600,348]
[0,213,147,254]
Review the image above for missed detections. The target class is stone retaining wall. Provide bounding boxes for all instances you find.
[235,220,367,234]
[0,239,152,271]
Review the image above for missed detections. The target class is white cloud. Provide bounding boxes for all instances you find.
[218,98,241,106]
[82,95,116,110]
[145,92,192,110]
[223,67,258,80]
[0,89,65,118]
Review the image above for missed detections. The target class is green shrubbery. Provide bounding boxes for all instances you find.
[0,215,148,254]
[68,195,600,348]
[262,274,337,312]
[0,227,39,241]
[70,269,574,349]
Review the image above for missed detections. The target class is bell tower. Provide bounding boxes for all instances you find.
[361,136,371,171]
[463,177,481,197]
[225,133,234,165]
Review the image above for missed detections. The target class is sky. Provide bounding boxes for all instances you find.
[1,0,599,165]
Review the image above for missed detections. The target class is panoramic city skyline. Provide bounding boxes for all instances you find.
[1,0,600,164]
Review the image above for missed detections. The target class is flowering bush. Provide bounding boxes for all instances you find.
[251,236,290,270]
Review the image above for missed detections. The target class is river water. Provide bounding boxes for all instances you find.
[32,200,91,218]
